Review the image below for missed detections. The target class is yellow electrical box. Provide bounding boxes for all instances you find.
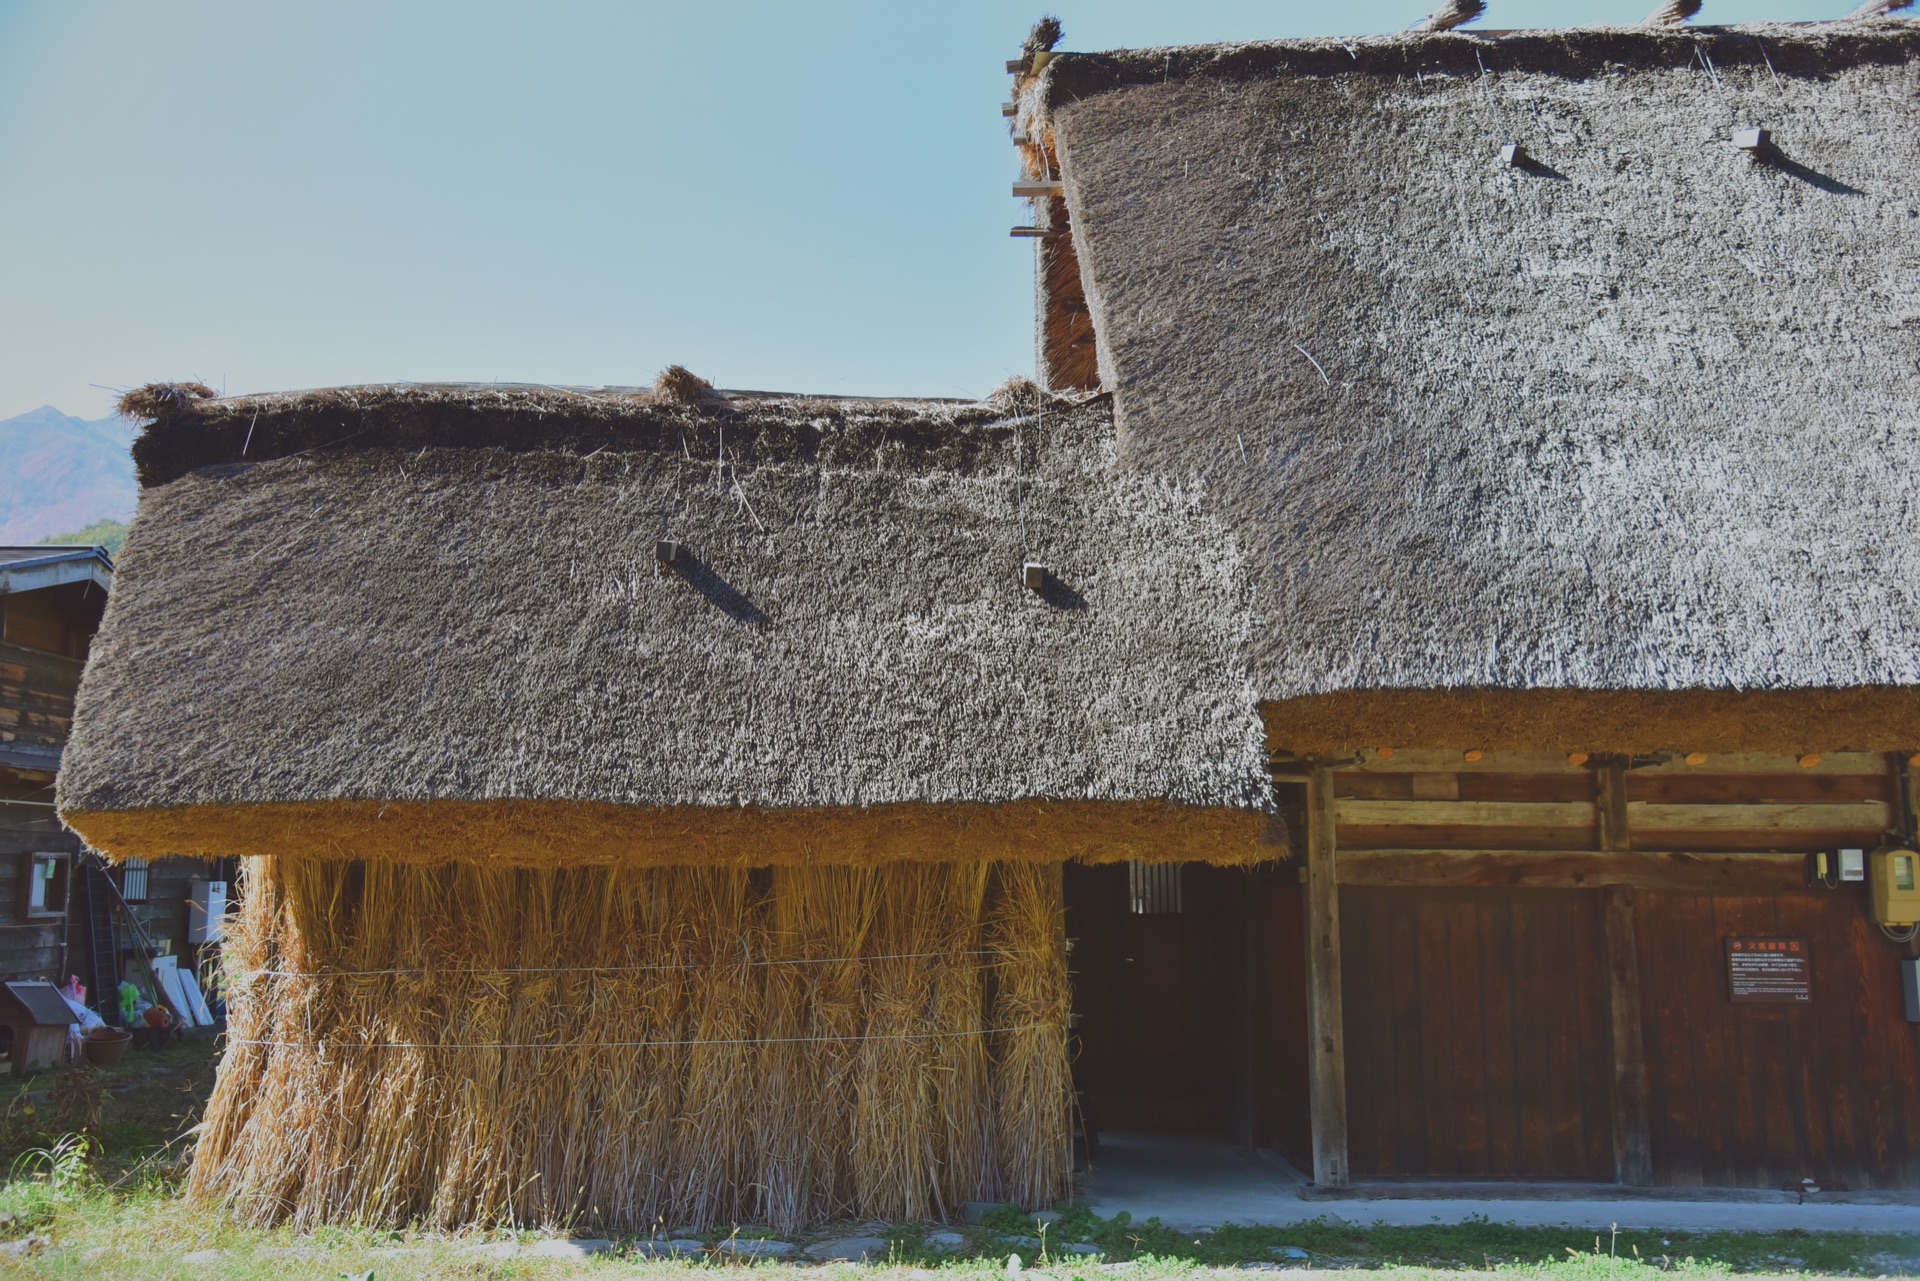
[1870,846,1920,927]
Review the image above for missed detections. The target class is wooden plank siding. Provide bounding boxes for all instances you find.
[0,643,85,752]
[1635,891,1920,1189]
[0,780,77,980]
[1251,876,1313,1172]
[2,634,87,981]
[1297,749,1920,1190]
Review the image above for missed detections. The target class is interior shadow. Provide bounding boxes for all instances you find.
[675,555,769,625]
[1755,143,1864,196]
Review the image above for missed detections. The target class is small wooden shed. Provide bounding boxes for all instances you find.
[0,979,77,1074]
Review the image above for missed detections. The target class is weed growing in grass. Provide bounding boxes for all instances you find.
[1,1133,98,1239]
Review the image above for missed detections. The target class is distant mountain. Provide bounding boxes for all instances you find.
[0,406,137,546]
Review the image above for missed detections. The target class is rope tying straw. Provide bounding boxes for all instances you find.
[228,1023,1052,1052]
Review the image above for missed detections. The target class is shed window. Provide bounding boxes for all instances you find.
[1127,861,1184,915]
[20,853,69,920]
[118,857,149,903]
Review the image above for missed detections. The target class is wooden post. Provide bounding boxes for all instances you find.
[1305,768,1349,1187]
[1894,753,1920,961]
[1604,884,1653,1185]
[1596,756,1630,853]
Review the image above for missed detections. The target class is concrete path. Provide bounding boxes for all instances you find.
[1080,1133,1920,1234]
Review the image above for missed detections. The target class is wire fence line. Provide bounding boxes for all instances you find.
[230,947,1035,983]
[226,1022,1054,1053]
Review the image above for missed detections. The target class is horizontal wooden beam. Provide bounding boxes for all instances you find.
[1338,749,1891,777]
[1342,749,1586,775]
[1336,799,1595,829]
[1336,848,1807,893]
[1627,801,1889,833]
[1628,751,1888,777]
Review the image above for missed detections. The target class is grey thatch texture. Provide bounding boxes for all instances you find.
[59,387,1271,825]
[1040,26,1920,703]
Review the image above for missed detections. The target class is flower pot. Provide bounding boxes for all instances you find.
[83,1028,133,1066]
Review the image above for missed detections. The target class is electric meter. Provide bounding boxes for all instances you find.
[1870,846,1920,928]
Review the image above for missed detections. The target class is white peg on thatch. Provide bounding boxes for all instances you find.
[1845,0,1913,17]
[1023,562,1049,592]
[1499,142,1526,167]
[1732,126,1770,151]
[1013,180,1064,198]
[656,539,687,570]
[1411,0,1485,32]
[1643,0,1703,25]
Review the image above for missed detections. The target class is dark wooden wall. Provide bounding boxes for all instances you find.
[1,635,88,981]
[1637,891,1920,1189]
[1250,877,1311,1169]
[0,582,103,664]
[1065,863,1249,1135]
[4,583,220,987]
[1280,748,1920,1190]
[1341,887,1616,1180]
[0,783,71,980]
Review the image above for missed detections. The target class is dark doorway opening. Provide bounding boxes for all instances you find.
[1064,862,1311,1173]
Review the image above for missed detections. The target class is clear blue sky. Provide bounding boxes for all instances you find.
[0,0,1855,421]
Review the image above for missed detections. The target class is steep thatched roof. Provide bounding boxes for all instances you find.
[1025,24,1920,747]
[59,384,1275,866]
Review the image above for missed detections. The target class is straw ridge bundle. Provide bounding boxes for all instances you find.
[191,857,1072,1232]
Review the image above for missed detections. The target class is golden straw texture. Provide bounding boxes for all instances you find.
[191,857,1073,1232]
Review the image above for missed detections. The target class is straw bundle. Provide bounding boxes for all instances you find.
[191,857,1071,1233]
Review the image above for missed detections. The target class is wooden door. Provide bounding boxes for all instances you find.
[1341,887,1616,1180]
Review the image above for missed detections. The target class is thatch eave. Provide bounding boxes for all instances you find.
[62,797,1278,869]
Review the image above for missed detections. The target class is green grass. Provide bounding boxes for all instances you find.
[0,1048,1913,1279]
[5,1184,1912,1280]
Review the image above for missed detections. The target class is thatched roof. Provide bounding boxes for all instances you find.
[1026,24,1920,748]
[59,384,1274,865]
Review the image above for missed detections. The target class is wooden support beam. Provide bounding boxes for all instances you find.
[1894,751,1919,841]
[1627,801,1890,832]
[1596,756,1630,853]
[1335,849,1806,893]
[1336,799,1595,829]
[1604,886,1653,1185]
[1630,751,1888,776]
[1345,749,1584,775]
[1305,768,1349,1188]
